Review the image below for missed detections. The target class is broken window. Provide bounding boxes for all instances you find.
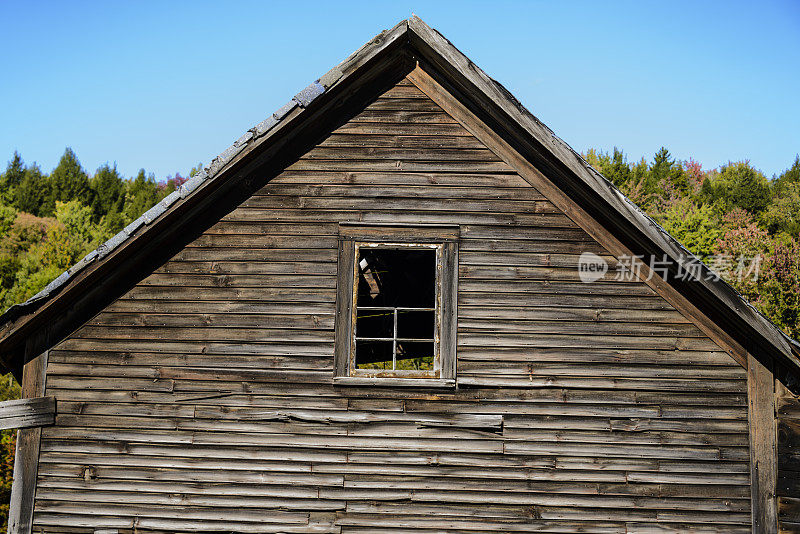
[334,224,458,383]
[354,246,437,373]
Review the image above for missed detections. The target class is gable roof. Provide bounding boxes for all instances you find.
[1,16,798,380]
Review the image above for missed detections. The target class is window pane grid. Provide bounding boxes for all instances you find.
[352,245,438,374]
[355,307,435,370]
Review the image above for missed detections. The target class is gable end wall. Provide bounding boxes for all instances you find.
[32,77,751,533]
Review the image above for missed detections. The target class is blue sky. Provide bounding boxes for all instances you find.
[1,1,798,180]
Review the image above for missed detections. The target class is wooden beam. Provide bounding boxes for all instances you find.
[8,341,48,534]
[748,351,778,534]
[406,64,748,368]
[0,396,55,430]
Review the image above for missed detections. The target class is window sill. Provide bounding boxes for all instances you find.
[333,377,456,388]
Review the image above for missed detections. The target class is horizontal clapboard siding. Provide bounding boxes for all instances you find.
[35,77,750,532]
[777,378,800,533]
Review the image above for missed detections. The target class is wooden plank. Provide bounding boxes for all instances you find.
[334,238,354,378]
[749,352,779,533]
[0,396,56,430]
[440,241,458,381]
[8,343,48,534]
[220,207,574,227]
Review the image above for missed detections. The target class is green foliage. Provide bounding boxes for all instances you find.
[12,164,48,216]
[762,181,800,236]
[0,153,25,205]
[773,155,800,194]
[763,157,800,236]
[2,201,101,307]
[45,148,91,217]
[657,197,721,258]
[0,206,15,237]
[586,147,692,211]
[584,147,800,339]
[90,163,125,225]
[649,147,689,196]
[122,169,163,222]
[0,209,50,308]
[757,237,800,339]
[701,161,771,214]
[585,148,631,188]
[0,150,186,314]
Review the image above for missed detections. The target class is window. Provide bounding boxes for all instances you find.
[354,244,437,374]
[334,224,458,386]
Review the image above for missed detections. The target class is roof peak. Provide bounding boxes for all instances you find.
[0,16,797,380]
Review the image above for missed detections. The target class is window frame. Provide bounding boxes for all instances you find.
[350,241,441,378]
[334,223,458,387]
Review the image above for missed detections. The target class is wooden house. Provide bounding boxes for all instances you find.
[0,17,798,534]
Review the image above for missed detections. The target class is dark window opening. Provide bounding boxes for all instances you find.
[354,247,436,373]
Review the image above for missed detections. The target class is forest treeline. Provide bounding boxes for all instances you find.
[0,146,798,524]
[585,148,800,341]
[0,149,201,313]
[0,146,798,336]
[0,147,798,336]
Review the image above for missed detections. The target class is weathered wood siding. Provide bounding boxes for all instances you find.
[35,78,751,532]
[778,376,800,533]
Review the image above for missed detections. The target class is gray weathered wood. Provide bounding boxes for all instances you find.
[8,345,47,534]
[0,396,55,430]
[748,352,778,534]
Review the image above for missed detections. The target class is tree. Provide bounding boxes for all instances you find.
[12,164,48,216]
[649,147,673,187]
[0,211,50,311]
[89,163,125,223]
[648,147,690,199]
[757,237,800,339]
[762,181,800,236]
[585,148,631,188]
[122,169,161,222]
[713,209,771,302]
[4,201,98,307]
[773,155,800,194]
[0,205,19,305]
[0,152,25,204]
[46,148,90,215]
[658,196,721,258]
[702,161,771,215]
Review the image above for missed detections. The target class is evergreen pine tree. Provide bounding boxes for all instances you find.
[89,163,125,222]
[774,155,800,194]
[46,148,90,215]
[0,152,25,204]
[12,165,48,216]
